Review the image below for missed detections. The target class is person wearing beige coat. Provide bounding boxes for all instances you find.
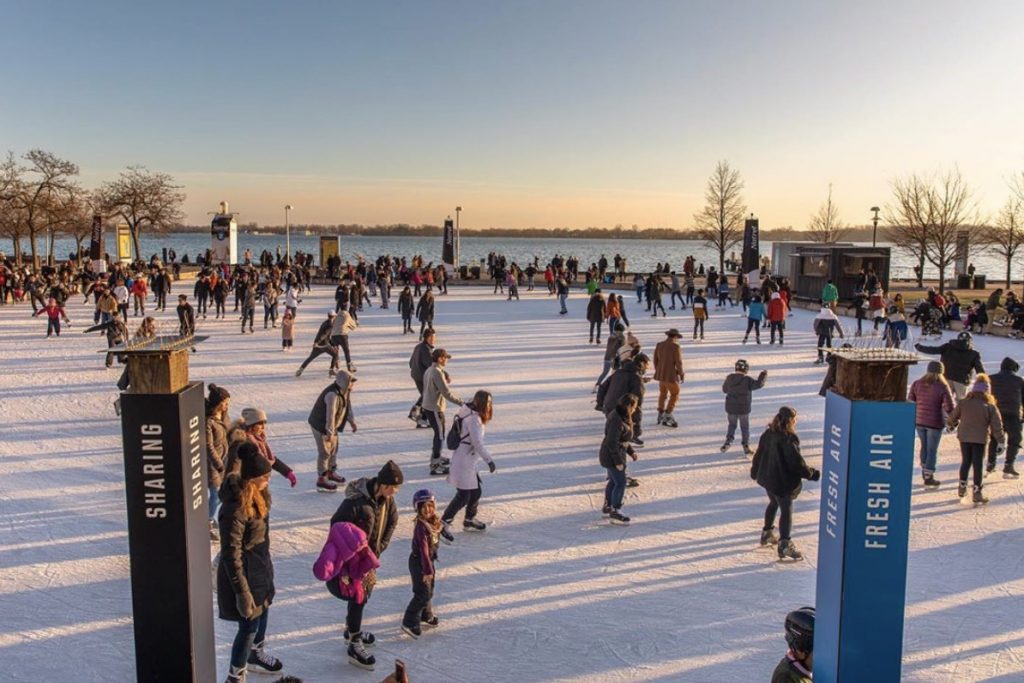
[948,375,1005,505]
[653,329,684,428]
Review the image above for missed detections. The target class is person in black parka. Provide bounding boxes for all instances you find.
[586,289,606,344]
[597,353,649,449]
[750,406,820,562]
[915,332,985,399]
[988,357,1024,477]
[218,442,283,682]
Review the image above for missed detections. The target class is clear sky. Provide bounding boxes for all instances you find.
[2,0,1022,229]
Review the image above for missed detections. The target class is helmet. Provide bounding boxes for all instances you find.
[957,330,973,346]
[735,359,749,372]
[412,489,435,507]
[784,607,815,653]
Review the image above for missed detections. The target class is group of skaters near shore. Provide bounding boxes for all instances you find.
[3,249,1020,682]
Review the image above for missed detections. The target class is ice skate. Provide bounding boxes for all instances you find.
[985,462,996,476]
[662,413,678,428]
[742,444,753,456]
[463,518,486,531]
[973,486,989,506]
[630,437,644,449]
[225,664,247,683]
[294,368,303,377]
[316,475,338,492]
[720,439,732,453]
[421,615,440,629]
[401,622,422,639]
[439,523,455,545]
[326,469,345,484]
[344,630,376,647]
[601,504,612,516]
[923,473,941,488]
[1004,465,1020,479]
[247,641,283,674]
[347,640,375,671]
[626,476,640,488]
[760,528,779,546]
[957,480,968,498]
[656,412,665,425]
[777,539,803,561]
[430,460,450,476]
[609,510,631,525]
[416,417,430,429]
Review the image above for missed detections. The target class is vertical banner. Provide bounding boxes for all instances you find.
[442,218,455,267]
[120,382,216,682]
[955,230,969,275]
[210,215,237,265]
[815,392,915,682]
[742,217,760,284]
[117,223,133,264]
[89,214,104,260]
[319,235,340,268]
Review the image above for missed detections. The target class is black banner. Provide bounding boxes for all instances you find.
[742,217,760,276]
[121,382,216,682]
[90,214,103,260]
[442,218,455,265]
[955,230,969,275]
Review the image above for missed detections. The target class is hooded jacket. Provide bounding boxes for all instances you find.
[915,340,985,384]
[217,473,274,621]
[312,522,380,605]
[722,370,768,415]
[206,411,229,489]
[415,294,434,322]
[308,370,355,436]
[989,357,1024,417]
[599,405,634,469]
[813,308,843,337]
[330,477,398,559]
[448,403,495,490]
[597,358,645,412]
[767,293,788,323]
[329,309,357,338]
[750,429,818,497]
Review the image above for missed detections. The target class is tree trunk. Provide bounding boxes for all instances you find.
[1007,257,1013,291]
[74,235,84,258]
[718,246,725,275]
[29,232,38,269]
[47,228,55,265]
[917,253,925,287]
[12,237,21,265]
[937,264,946,295]
[131,227,142,264]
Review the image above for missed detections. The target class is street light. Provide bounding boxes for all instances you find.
[455,206,462,274]
[870,206,880,248]
[284,204,294,264]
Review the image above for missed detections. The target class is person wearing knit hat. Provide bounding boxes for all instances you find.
[230,408,297,489]
[988,357,1023,479]
[947,374,1005,505]
[328,459,403,670]
[908,361,955,488]
[217,441,283,682]
[750,406,820,561]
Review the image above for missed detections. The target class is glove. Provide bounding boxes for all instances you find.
[809,468,821,482]
[487,461,496,474]
[236,593,256,620]
[286,471,297,487]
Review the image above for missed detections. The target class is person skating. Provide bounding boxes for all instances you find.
[328,460,403,671]
[597,352,650,485]
[280,310,294,352]
[328,304,358,373]
[915,332,986,400]
[398,286,415,334]
[308,370,358,492]
[415,290,435,339]
[988,357,1023,478]
[907,361,955,487]
[750,406,820,560]
[296,311,340,377]
[743,295,764,344]
[947,376,1004,505]
[441,390,495,535]
[771,607,814,683]
[721,360,768,454]
[692,289,708,340]
[241,281,256,334]
[812,304,844,364]
[177,294,196,338]
[599,393,639,525]
[312,522,380,661]
[594,322,626,393]
[217,443,284,682]
[422,349,464,475]
[586,288,606,344]
[402,489,443,638]
[206,384,231,540]
[408,329,435,428]
[33,297,69,337]
[653,329,684,428]
[767,291,787,345]
[556,275,569,315]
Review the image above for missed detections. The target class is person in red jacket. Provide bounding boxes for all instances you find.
[33,297,70,337]
[767,292,788,345]
[131,277,148,316]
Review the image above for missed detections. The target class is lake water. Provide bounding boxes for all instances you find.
[32,232,1018,281]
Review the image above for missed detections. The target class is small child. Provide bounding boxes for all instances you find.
[692,288,709,340]
[743,295,764,344]
[402,489,441,639]
[721,359,768,454]
[772,608,814,683]
[33,297,69,337]
[281,310,295,351]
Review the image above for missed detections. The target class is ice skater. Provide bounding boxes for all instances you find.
[721,359,768,455]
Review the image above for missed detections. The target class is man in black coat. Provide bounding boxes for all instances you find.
[597,353,649,448]
[586,290,606,344]
[408,328,435,427]
[329,460,403,669]
[916,332,985,399]
[296,311,339,377]
[988,357,1023,477]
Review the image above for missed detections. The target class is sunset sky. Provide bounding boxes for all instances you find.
[3,1,1022,229]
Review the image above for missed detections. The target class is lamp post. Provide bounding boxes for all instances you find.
[870,206,880,248]
[284,204,293,264]
[455,205,462,274]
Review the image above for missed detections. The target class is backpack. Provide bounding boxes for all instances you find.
[446,413,470,450]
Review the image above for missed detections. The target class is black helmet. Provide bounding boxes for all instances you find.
[784,606,815,653]
[735,359,749,372]
[957,331,973,346]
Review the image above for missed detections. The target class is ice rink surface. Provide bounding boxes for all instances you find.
[1,285,1022,682]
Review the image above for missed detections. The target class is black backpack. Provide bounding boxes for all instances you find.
[446,413,470,450]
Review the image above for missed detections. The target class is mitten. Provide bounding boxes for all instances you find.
[809,468,821,482]
[487,461,496,474]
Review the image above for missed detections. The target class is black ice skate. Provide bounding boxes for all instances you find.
[742,444,753,456]
[777,540,803,561]
[720,439,732,453]
[609,510,631,525]
[401,622,422,639]
[1004,465,1020,479]
[344,629,376,646]
[957,480,968,498]
[439,523,455,545]
[430,460,449,476]
[973,486,989,506]
[923,473,941,488]
[348,639,376,670]
[661,413,678,428]
[463,518,487,531]
[421,615,440,629]
[760,528,779,546]
[247,641,283,673]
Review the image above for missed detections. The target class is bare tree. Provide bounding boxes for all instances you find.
[979,188,1023,290]
[693,160,747,272]
[15,150,79,266]
[885,169,977,294]
[51,186,97,258]
[99,166,185,259]
[807,183,849,243]
[0,153,27,262]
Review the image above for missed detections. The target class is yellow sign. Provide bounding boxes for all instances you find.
[319,236,340,268]
[117,223,132,263]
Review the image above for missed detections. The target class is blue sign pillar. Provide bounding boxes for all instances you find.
[815,392,916,682]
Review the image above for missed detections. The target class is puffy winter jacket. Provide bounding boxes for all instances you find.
[331,477,398,559]
[915,340,984,384]
[948,396,1005,445]
[599,406,634,469]
[206,413,229,489]
[722,371,768,415]
[907,378,954,429]
[767,296,788,322]
[217,473,274,621]
[747,301,766,321]
[312,522,380,605]
[598,359,644,412]
[447,403,494,490]
[586,294,606,323]
[750,429,818,497]
[990,357,1024,417]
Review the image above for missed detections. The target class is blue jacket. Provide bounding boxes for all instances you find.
[747,301,765,321]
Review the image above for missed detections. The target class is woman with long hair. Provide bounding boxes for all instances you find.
[600,393,639,525]
[908,361,954,488]
[218,442,284,682]
[948,374,1005,505]
[750,406,820,561]
[441,390,496,537]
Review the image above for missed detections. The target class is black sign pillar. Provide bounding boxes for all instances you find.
[742,216,760,283]
[121,363,215,681]
[442,217,455,269]
[89,214,104,260]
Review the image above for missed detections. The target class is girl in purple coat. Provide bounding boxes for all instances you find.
[402,489,442,639]
[907,360,955,488]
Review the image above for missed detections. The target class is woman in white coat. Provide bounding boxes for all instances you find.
[441,390,495,533]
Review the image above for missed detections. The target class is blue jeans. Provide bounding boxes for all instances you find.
[230,609,268,670]
[635,286,644,303]
[558,293,568,314]
[209,485,219,519]
[596,359,613,387]
[605,466,626,510]
[916,426,942,475]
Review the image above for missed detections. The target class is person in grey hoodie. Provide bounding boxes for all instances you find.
[308,370,358,492]
[721,359,768,455]
[421,348,464,475]
[988,357,1023,478]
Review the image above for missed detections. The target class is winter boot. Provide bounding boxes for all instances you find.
[225,664,247,683]
[430,460,450,476]
[1004,465,1020,479]
[778,539,803,561]
[326,469,345,484]
[247,641,283,673]
[316,475,338,493]
[923,473,941,488]
[463,518,487,531]
[972,486,989,505]
[957,480,968,498]
[609,509,631,525]
[760,528,779,546]
[344,630,376,646]
[662,413,678,428]
[347,639,376,671]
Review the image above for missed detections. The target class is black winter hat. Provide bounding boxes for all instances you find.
[1001,357,1020,373]
[208,383,230,409]
[237,442,272,480]
[377,459,404,486]
[777,406,798,423]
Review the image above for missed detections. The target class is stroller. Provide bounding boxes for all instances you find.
[921,305,944,339]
